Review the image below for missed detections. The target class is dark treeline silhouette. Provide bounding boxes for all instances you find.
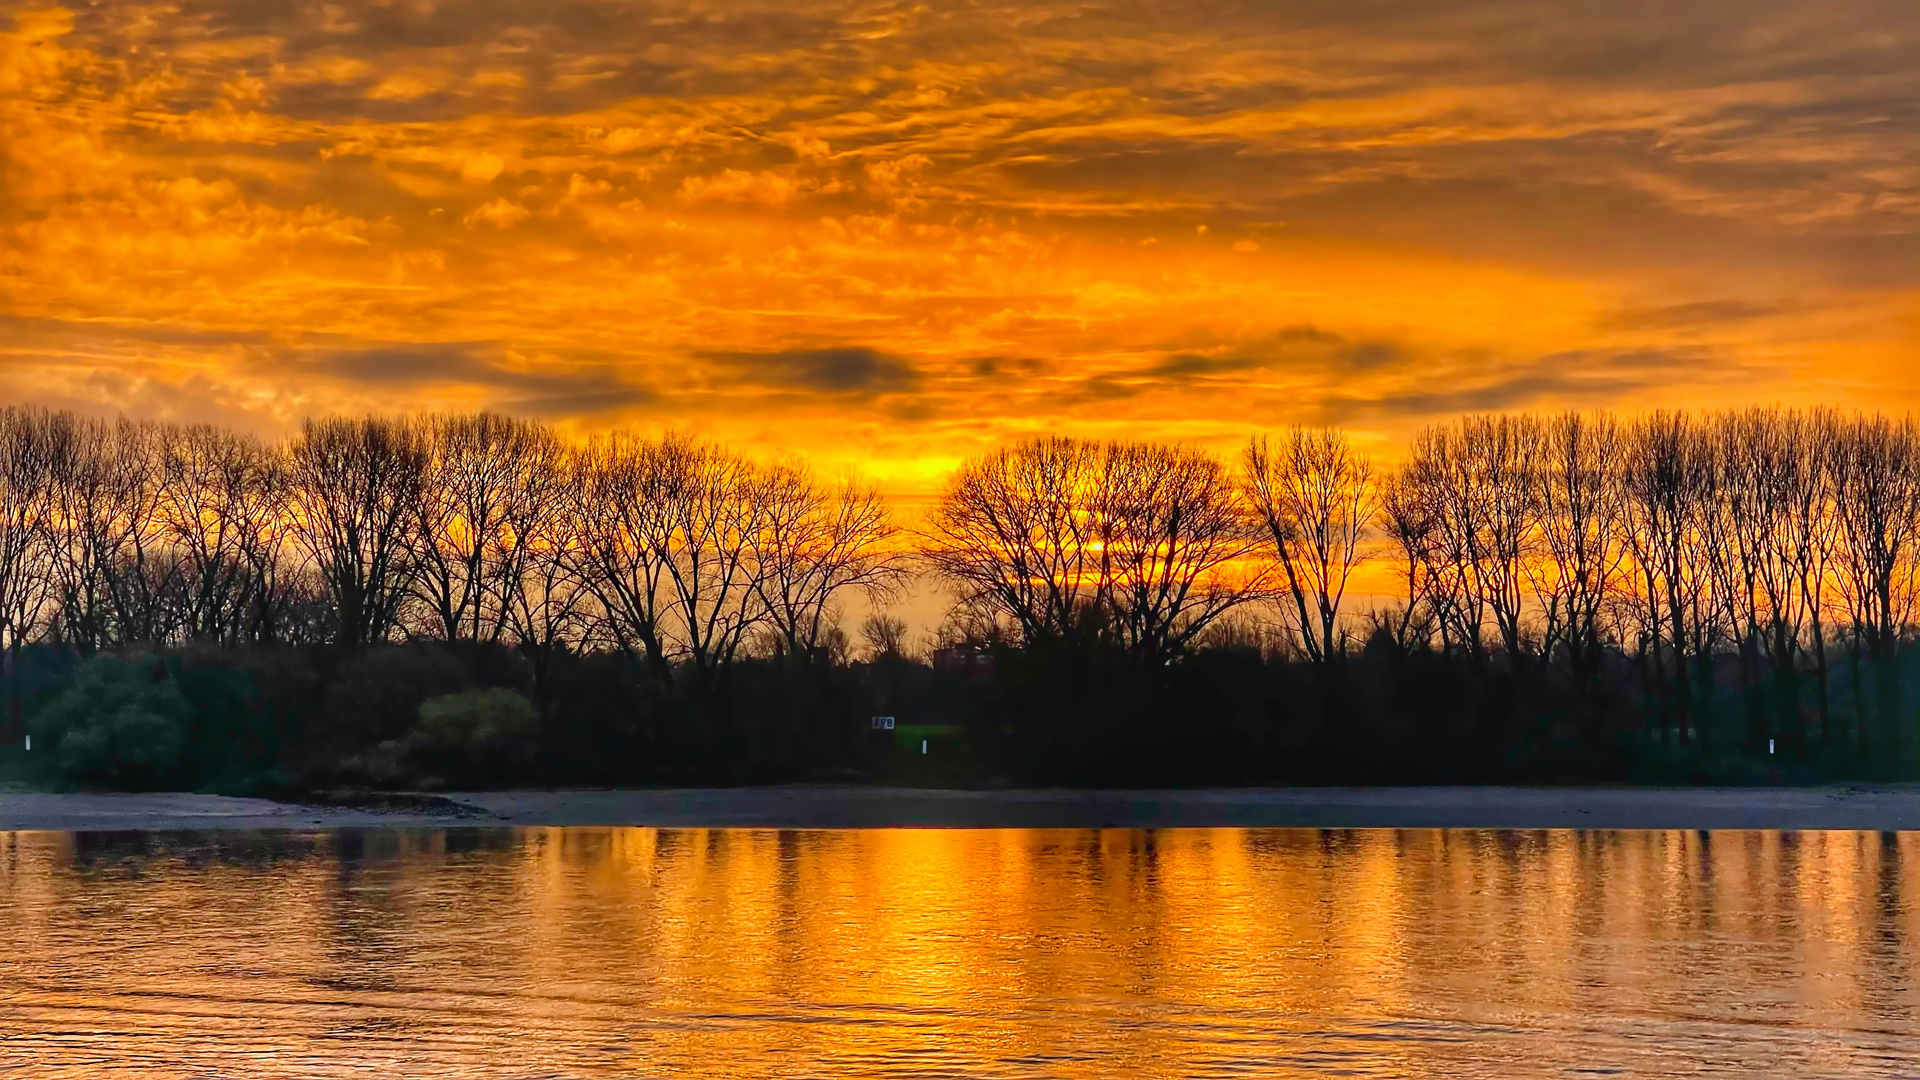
[0,405,1915,792]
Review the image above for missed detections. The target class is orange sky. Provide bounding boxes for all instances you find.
[2,0,1915,493]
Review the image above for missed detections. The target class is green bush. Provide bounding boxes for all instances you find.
[409,687,538,787]
[30,656,191,790]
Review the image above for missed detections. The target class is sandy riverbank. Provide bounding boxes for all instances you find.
[1,784,1914,831]
[0,791,486,832]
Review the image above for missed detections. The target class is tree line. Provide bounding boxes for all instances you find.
[926,411,1919,758]
[0,410,901,696]
[0,405,1915,787]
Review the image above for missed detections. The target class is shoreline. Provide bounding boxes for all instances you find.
[0,784,1913,832]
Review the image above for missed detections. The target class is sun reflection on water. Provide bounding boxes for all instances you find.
[0,827,1914,1077]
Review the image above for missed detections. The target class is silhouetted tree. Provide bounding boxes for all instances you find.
[1619,411,1715,746]
[1829,411,1920,752]
[409,412,565,646]
[1396,415,1542,674]
[650,435,776,707]
[0,408,57,742]
[286,416,429,648]
[0,409,56,654]
[1375,469,1439,653]
[1531,412,1627,727]
[751,462,904,661]
[1099,440,1264,664]
[569,430,676,685]
[923,436,1106,649]
[1244,427,1375,665]
[925,436,1260,665]
[860,613,909,661]
[157,424,289,645]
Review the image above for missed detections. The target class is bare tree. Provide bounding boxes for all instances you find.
[569,431,675,684]
[1706,409,1774,749]
[924,437,1260,664]
[1464,415,1545,674]
[0,409,57,741]
[1703,408,1844,749]
[859,612,909,661]
[1530,412,1627,705]
[922,436,1106,648]
[1393,416,1542,673]
[571,431,780,706]
[158,424,290,645]
[1732,410,1809,689]
[751,462,905,662]
[1244,427,1376,665]
[1374,469,1440,653]
[1619,411,1715,746]
[650,435,776,702]
[410,413,566,646]
[1829,411,1920,749]
[285,416,429,648]
[1099,440,1264,664]
[1790,410,1842,744]
[505,473,594,703]
[0,410,56,651]
[41,415,180,649]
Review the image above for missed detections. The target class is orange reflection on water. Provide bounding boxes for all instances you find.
[0,827,1915,1078]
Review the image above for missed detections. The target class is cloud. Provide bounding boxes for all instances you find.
[677,169,798,205]
[463,197,529,228]
[865,154,931,189]
[965,356,1051,378]
[1141,326,1413,380]
[303,343,650,411]
[1600,300,1782,331]
[460,152,506,185]
[0,0,1910,485]
[704,347,923,395]
[1334,373,1649,421]
[312,342,502,384]
[369,73,446,102]
[0,316,276,351]
[1314,347,1755,423]
[505,385,654,418]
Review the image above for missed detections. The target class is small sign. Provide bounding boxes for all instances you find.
[871,716,896,730]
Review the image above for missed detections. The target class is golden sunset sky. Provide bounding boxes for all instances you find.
[2,0,1915,491]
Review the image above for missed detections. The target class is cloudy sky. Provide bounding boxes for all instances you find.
[2,0,1914,489]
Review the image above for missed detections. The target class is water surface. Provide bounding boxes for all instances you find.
[2,828,1915,1077]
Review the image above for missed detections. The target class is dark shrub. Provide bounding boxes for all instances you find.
[310,644,480,784]
[543,652,654,785]
[162,647,292,795]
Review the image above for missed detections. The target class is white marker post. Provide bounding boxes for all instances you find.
[921,739,928,755]
[1768,738,1775,755]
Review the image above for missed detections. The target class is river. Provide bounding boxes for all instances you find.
[2,828,1915,1077]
